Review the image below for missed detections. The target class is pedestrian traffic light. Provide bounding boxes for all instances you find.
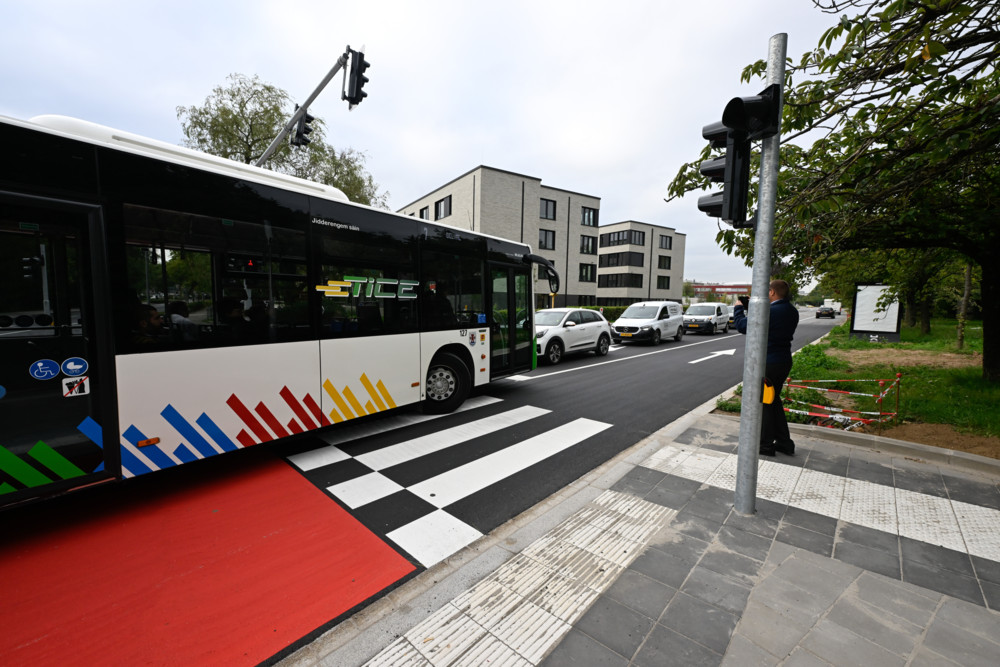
[697,84,781,229]
[345,49,370,106]
[698,122,752,227]
[290,105,314,147]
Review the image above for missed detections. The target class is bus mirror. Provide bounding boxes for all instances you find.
[546,267,559,295]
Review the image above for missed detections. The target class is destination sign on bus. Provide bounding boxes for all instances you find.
[316,276,419,299]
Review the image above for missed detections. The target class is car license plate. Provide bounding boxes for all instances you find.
[688,324,698,328]
[621,332,632,337]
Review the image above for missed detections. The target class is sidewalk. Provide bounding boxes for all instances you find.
[279,404,1000,666]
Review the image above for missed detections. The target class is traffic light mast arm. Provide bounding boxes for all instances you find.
[254,46,352,167]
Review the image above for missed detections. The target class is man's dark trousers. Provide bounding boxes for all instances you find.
[762,360,793,453]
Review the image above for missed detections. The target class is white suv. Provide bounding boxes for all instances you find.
[611,301,684,345]
[683,302,730,334]
[535,308,612,365]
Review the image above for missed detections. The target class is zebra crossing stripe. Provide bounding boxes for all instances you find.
[409,418,612,509]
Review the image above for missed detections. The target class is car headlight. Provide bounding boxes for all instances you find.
[640,325,651,331]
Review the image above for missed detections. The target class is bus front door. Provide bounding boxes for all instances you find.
[0,195,115,506]
[489,265,532,377]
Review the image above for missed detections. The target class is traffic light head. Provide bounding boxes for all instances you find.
[346,49,370,106]
[290,105,314,147]
[722,84,781,141]
[698,126,751,227]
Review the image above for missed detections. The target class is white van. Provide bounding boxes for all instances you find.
[683,302,730,334]
[611,301,684,345]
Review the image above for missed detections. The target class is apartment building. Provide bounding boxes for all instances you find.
[398,166,601,308]
[596,220,686,306]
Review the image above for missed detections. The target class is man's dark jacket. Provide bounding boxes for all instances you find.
[733,299,799,364]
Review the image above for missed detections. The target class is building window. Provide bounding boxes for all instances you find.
[599,230,645,247]
[419,206,429,220]
[658,255,671,270]
[434,196,452,220]
[539,229,556,250]
[598,251,644,268]
[540,198,557,220]
[579,263,596,282]
[580,235,597,255]
[581,207,598,227]
[659,235,672,250]
[597,273,643,288]
[657,276,671,290]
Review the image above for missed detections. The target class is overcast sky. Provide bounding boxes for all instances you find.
[1,1,836,284]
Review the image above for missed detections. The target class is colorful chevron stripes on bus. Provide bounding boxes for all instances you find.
[118,374,398,477]
[0,416,105,494]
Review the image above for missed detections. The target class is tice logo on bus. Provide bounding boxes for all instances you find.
[316,276,419,299]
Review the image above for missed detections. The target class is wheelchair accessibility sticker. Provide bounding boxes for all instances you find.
[30,359,60,380]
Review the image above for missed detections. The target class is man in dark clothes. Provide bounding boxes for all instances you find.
[733,279,799,456]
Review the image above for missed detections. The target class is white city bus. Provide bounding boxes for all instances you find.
[0,115,559,508]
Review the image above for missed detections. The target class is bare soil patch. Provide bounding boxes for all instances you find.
[826,348,982,369]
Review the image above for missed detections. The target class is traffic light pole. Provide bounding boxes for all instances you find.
[254,48,351,167]
[734,33,787,516]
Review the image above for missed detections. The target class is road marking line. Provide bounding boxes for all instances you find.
[327,472,405,509]
[386,509,483,568]
[409,418,611,509]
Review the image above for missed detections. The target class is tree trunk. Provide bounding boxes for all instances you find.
[983,260,999,382]
[919,297,932,335]
[957,263,972,350]
[904,291,917,327]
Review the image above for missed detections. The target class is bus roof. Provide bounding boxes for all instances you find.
[2,113,539,254]
[20,114,351,204]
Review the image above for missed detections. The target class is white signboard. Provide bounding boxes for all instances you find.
[850,284,901,341]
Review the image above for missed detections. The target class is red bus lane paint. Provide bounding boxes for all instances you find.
[0,461,415,665]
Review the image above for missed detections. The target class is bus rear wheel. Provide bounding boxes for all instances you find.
[424,352,471,414]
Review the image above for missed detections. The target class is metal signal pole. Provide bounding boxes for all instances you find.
[734,33,787,516]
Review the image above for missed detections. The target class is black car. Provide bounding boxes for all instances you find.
[816,306,836,318]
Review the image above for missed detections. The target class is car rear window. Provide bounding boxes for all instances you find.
[686,305,715,316]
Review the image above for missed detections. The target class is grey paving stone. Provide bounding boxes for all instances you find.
[800,618,906,666]
[846,459,895,486]
[672,509,725,542]
[719,632,780,667]
[906,646,963,667]
[643,483,699,510]
[933,597,1000,643]
[901,558,986,606]
[630,544,697,589]
[981,578,1000,612]
[732,600,812,659]
[540,628,628,667]
[852,571,942,627]
[659,591,739,654]
[922,618,1000,667]
[610,473,657,498]
[680,565,752,615]
[655,473,703,496]
[825,595,922,657]
[603,569,676,621]
[647,526,711,565]
[698,547,763,587]
[632,623,723,667]
[893,466,947,498]
[833,540,901,580]
[972,555,1000,585]
[703,442,738,454]
[673,427,714,446]
[783,507,838,537]
[750,575,836,624]
[775,523,834,558]
[782,647,834,667]
[575,595,654,661]
[724,507,781,541]
[941,474,1000,510]
[770,552,861,604]
[837,521,899,555]
[716,524,773,563]
[683,490,736,525]
[803,451,849,477]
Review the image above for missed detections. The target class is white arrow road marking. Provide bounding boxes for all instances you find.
[688,349,737,364]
